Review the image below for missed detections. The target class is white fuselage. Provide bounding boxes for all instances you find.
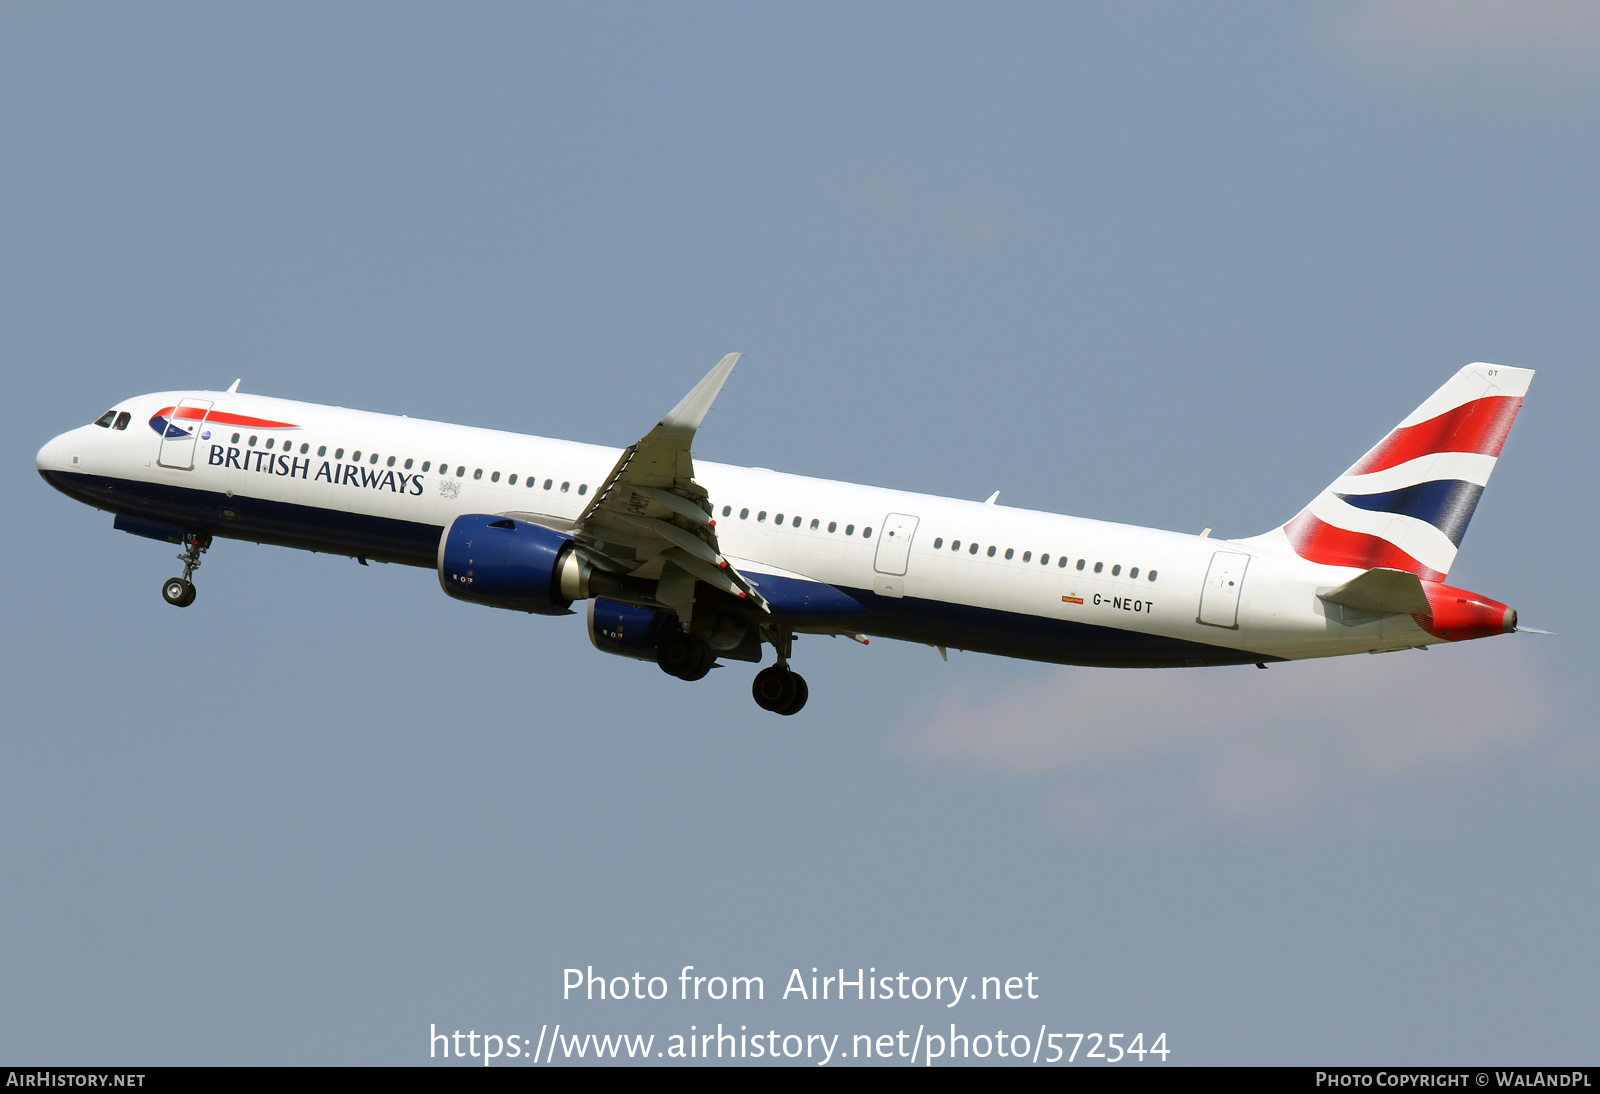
[37,389,1445,666]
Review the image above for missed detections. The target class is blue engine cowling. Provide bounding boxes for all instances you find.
[437,514,589,615]
[588,599,672,661]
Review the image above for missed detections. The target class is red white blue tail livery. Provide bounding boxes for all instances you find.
[1262,363,1531,582]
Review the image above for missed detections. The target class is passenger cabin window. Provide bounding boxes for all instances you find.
[863,527,872,538]
[456,466,466,477]
[741,508,750,519]
[508,474,517,485]
[827,522,837,533]
[544,479,553,489]
[1040,554,1049,565]
[987,546,996,557]
[810,518,819,530]
[265,438,275,449]
[405,458,413,469]
[1130,567,1139,579]
[527,477,537,487]
[969,543,979,554]
[1112,564,1121,576]
[951,540,960,551]
[94,411,116,428]
[419,459,428,470]
[114,412,131,430]
[300,443,309,454]
[352,449,361,460]
[250,436,259,447]
[579,484,588,495]
[560,482,570,493]
[792,516,801,527]
[1004,548,1014,560]
[370,453,379,464]
[490,471,500,482]
[1023,551,1031,562]
[388,456,397,467]
[1094,562,1104,573]
[722,506,732,517]
[1059,557,1069,567]
[845,524,855,535]
[758,511,767,522]
[1076,559,1086,570]
[234,434,243,444]
[1148,570,1158,582]
[775,513,785,525]
[933,538,944,549]
[474,469,483,480]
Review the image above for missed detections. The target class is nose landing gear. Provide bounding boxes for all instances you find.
[160,532,211,608]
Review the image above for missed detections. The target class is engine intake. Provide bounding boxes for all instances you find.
[437,514,593,615]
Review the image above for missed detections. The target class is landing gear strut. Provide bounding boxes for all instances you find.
[160,532,211,608]
[752,627,808,715]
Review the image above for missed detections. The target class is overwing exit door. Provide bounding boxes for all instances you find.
[156,399,214,470]
[873,514,919,575]
[1197,551,1250,628]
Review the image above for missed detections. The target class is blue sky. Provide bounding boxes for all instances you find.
[3,2,1596,1065]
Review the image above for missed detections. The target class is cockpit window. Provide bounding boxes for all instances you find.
[94,411,116,428]
[113,412,131,430]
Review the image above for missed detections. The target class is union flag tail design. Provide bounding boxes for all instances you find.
[1262,363,1534,580]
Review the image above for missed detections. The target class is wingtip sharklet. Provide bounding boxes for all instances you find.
[658,352,741,436]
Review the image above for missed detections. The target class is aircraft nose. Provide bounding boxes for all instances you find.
[36,430,74,473]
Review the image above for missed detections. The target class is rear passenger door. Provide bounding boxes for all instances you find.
[1197,551,1250,628]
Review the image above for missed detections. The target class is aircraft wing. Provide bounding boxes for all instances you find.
[569,353,768,620]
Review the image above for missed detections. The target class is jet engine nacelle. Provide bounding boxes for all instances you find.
[438,514,593,615]
[588,598,672,661]
[1415,581,1517,642]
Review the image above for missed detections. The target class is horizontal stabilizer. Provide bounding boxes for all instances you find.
[1318,567,1431,615]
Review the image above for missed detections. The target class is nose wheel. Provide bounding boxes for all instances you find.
[161,532,211,608]
[161,576,196,607]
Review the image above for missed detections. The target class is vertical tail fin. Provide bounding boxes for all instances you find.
[1254,363,1534,580]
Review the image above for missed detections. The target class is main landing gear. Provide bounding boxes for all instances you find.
[752,665,807,716]
[656,628,715,682]
[656,621,810,715]
[751,626,808,716]
[160,532,211,608]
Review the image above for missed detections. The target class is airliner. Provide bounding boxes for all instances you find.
[36,356,1531,715]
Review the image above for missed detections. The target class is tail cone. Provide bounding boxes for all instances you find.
[1412,582,1515,642]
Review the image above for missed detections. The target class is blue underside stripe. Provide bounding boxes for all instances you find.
[42,470,1279,668]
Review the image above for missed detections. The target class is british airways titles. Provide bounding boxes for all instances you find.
[207,444,427,495]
